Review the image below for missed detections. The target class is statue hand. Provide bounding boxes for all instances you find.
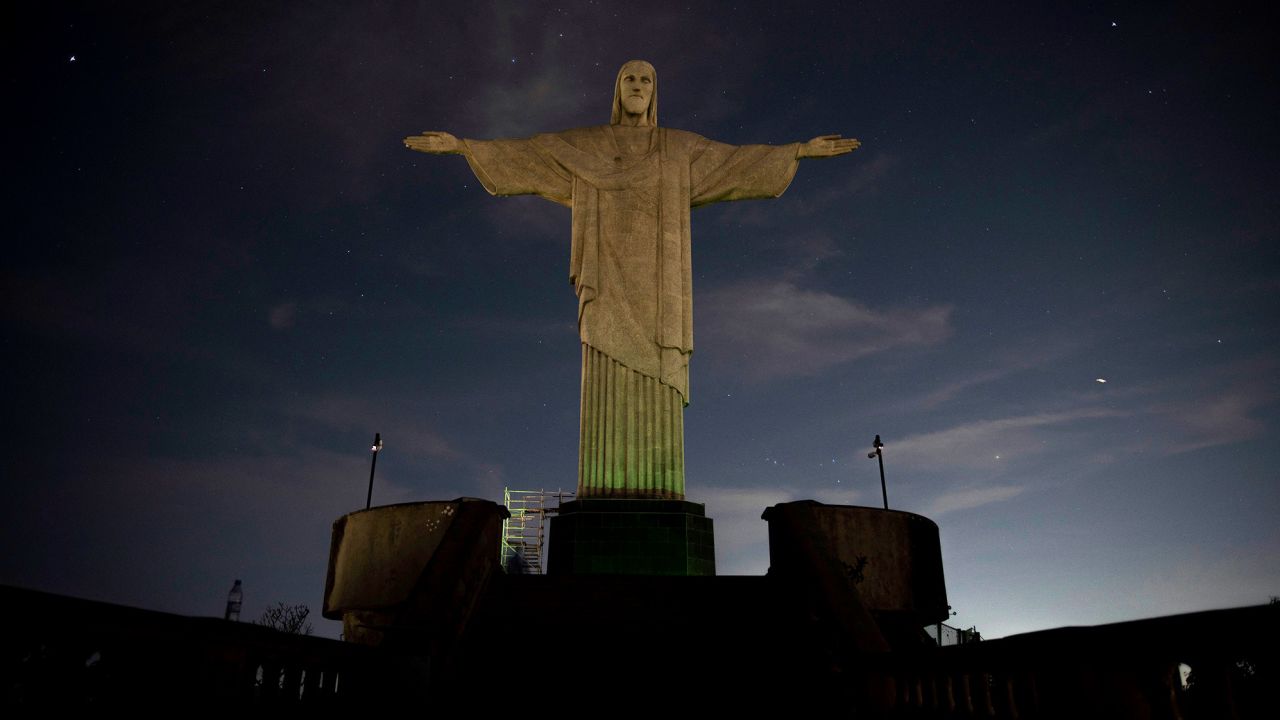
[799,134,861,159]
[404,131,462,155]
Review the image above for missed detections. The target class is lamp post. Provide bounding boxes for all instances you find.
[365,433,383,510]
[867,434,887,510]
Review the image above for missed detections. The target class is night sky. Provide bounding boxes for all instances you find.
[6,1,1277,640]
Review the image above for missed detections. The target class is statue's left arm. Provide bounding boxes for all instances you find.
[688,134,860,207]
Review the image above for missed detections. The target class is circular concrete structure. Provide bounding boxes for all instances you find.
[764,502,949,625]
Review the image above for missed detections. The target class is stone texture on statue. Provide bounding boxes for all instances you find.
[457,63,798,501]
[405,60,859,501]
[461,119,800,406]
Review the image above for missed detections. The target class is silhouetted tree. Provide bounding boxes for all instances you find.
[256,602,313,635]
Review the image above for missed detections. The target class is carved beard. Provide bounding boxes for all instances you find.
[622,94,651,116]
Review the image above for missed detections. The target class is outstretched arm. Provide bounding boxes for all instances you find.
[797,134,861,159]
[405,131,572,205]
[404,131,464,155]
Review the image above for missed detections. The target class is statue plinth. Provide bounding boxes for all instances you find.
[547,498,715,576]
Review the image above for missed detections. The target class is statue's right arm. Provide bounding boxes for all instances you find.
[406,132,571,204]
[403,131,465,155]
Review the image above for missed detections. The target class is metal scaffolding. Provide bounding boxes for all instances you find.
[500,488,574,574]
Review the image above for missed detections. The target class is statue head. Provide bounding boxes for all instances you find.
[611,60,657,127]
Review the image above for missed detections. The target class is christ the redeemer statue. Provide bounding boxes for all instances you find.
[405,60,859,501]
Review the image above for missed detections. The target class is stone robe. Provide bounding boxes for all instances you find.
[462,126,799,498]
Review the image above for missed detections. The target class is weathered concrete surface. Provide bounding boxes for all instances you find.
[323,498,507,653]
[324,502,459,614]
[764,501,949,626]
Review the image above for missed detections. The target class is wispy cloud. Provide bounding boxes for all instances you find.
[1104,356,1277,457]
[801,151,899,210]
[478,195,571,242]
[1159,386,1272,454]
[922,484,1027,516]
[767,230,848,280]
[474,62,593,138]
[698,279,952,382]
[285,393,463,464]
[889,408,1128,470]
[720,151,897,230]
[910,338,1079,410]
[914,366,1023,410]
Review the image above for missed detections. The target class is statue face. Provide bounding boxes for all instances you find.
[619,64,654,116]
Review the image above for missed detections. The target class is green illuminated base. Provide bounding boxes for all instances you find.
[547,499,715,576]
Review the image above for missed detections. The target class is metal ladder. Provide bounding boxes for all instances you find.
[500,488,574,574]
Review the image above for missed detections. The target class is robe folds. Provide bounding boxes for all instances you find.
[462,126,799,498]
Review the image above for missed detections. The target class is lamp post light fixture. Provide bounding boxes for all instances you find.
[365,432,383,510]
[867,434,888,510]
